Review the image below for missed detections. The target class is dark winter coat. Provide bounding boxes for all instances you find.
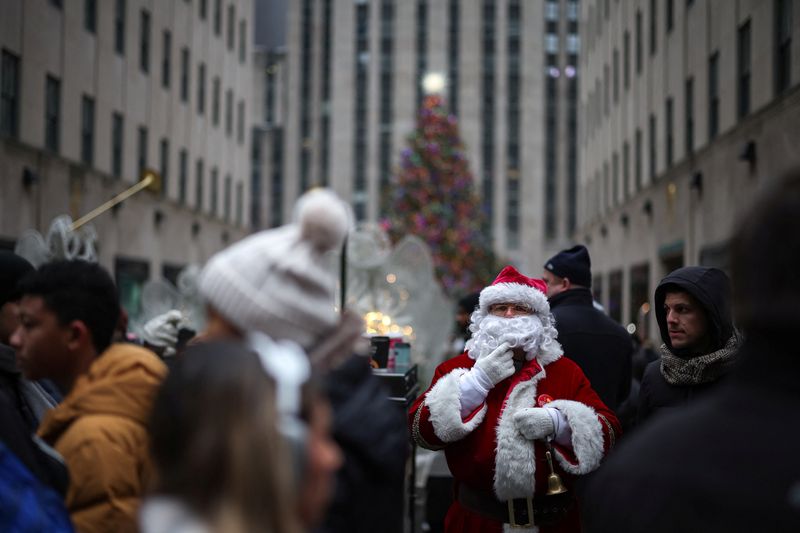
[0,344,68,495]
[549,288,633,413]
[582,336,800,532]
[638,267,737,422]
[316,354,408,533]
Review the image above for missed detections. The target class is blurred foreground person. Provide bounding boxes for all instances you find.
[583,171,800,532]
[410,266,620,532]
[197,188,407,533]
[638,266,740,423]
[0,251,67,495]
[142,339,340,533]
[11,260,167,533]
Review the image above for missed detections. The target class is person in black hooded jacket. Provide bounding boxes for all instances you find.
[637,266,740,423]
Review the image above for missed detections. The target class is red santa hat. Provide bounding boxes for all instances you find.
[477,265,551,318]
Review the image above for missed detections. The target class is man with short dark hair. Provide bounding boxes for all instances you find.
[11,260,167,533]
[637,266,740,423]
[543,245,633,414]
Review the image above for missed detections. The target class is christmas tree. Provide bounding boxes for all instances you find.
[382,94,500,297]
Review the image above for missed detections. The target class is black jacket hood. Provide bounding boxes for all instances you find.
[654,266,733,355]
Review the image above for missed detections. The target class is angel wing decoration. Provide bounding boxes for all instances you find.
[14,215,98,268]
[130,264,206,338]
[341,225,452,384]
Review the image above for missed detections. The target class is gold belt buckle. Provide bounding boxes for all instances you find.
[507,497,535,528]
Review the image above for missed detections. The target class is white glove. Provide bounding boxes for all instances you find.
[142,310,184,357]
[473,342,514,387]
[514,407,556,441]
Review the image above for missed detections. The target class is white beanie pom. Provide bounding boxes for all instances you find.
[295,188,351,251]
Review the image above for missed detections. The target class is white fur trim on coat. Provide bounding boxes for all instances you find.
[479,283,551,317]
[546,399,604,475]
[493,370,548,501]
[424,369,488,443]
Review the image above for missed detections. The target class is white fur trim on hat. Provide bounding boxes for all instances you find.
[546,399,604,475]
[479,283,551,317]
[424,368,488,443]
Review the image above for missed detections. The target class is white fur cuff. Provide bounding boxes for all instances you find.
[425,368,487,443]
[547,399,604,475]
[503,525,539,533]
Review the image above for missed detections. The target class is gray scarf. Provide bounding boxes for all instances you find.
[660,331,742,386]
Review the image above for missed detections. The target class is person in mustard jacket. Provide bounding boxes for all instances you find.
[10,259,167,533]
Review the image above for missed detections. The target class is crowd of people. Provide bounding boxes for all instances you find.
[2,170,800,533]
[0,188,407,533]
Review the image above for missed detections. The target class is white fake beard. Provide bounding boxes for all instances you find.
[466,313,558,361]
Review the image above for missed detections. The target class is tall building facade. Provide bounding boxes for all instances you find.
[274,0,580,274]
[0,0,254,323]
[579,0,800,335]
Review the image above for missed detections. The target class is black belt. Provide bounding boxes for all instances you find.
[457,484,573,528]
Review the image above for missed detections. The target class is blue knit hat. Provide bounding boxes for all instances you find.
[544,245,592,288]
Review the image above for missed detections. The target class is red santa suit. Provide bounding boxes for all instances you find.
[409,267,620,533]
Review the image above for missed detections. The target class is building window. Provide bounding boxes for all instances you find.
[140,10,150,73]
[224,175,232,221]
[197,63,206,114]
[162,31,171,88]
[180,48,190,102]
[111,113,123,178]
[649,114,656,181]
[225,89,233,137]
[0,50,20,138]
[612,151,619,206]
[237,100,244,144]
[635,128,643,190]
[483,0,497,237]
[708,51,719,140]
[379,0,395,215]
[507,0,521,248]
[609,270,623,323]
[623,31,630,89]
[45,75,60,153]
[665,97,674,167]
[178,149,187,204]
[81,95,95,166]
[613,48,619,103]
[623,141,630,199]
[85,0,97,34]
[239,20,246,63]
[196,159,205,212]
[320,0,333,186]
[159,138,169,197]
[213,0,222,36]
[629,264,650,333]
[448,0,460,115]
[354,1,370,220]
[636,10,643,74]
[212,77,220,126]
[738,19,751,118]
[199,0,207,20]
[210,167,218,215]
[115,257,149,325]
[235,181,243,226]
[666,0,674,33]
[775,0,793,94]
[299,0,314,192]
[114,0,126,55]
[649,0,657,55]
[50,0,63,8]
[682,79,694,158]
[227,4,236,50]
[416,0,428,109]
[604,64,610,115]
[270,128,284,227]
[137,126,148,178]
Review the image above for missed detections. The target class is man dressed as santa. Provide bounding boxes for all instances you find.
[409,266,620,533]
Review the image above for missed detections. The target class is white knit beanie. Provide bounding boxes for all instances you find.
[199,188,352,348]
